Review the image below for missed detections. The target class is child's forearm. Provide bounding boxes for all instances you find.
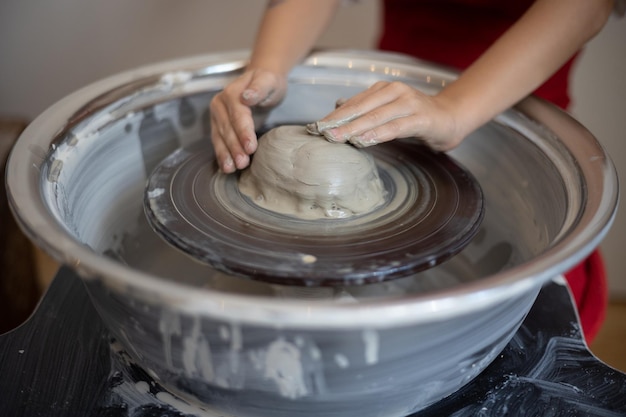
[249,0,342,76]
[438,0,614,139]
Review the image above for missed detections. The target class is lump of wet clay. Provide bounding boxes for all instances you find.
[238,125,385,219]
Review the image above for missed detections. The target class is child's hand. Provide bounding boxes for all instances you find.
[209,68,287,173]
[307,81,464,152]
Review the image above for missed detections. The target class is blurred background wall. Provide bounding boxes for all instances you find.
[1,0,625,296]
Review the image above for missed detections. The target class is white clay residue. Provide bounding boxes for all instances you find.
[182,317,214,380]
[335,353,350,369]
[309,345,322,361]
[238,125,386,220]
[159,310,181,369]
[248,337,310,399]
[134,380,150,394]
[226,323,243,380]
[218,324,230,341]
[362,329,380,365]
[160,71,193,89]
[230,323,242,351]
[307,117,380,148]
[148,188,165,199]
[265,338,309,399]
[301,254,317,264]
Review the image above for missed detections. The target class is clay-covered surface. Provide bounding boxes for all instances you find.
[2,269,625,417]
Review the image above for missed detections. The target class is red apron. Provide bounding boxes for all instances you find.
[378,0,607,342]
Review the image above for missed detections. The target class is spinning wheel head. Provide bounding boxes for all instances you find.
[144,127,483,287]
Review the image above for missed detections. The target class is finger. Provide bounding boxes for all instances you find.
[330,81,394,114]
[315,81,402,140]
[345,117,457,151]
[241,71,285,108]
[326,96,415,144]
[308,111,359,143]
[335,97,348,108]
[224,103,257,170]
[211,130,236,173]
[346,115,419,148]
[225,94,258,155]
[341,106,459,152]
[209,98,237,173]
[210,97,255,172]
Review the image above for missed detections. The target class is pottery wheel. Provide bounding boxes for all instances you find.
[144,137,483,286]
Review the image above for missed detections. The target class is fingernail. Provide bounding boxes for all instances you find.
[242,89,257,101]
[223,157,234,172]
[306,122,321,136]
[349,136,366,148]
[235,154,249,169]
[323,128,339,142]
[350,135,378,148]
[244,140,257,154]
[258,92,274,106]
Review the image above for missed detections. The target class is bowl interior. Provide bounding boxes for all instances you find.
[33,59,590,302]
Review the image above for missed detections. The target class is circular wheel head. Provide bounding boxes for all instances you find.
[144,139,484,286]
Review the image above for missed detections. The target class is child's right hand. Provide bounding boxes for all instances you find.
[209,68,287,173]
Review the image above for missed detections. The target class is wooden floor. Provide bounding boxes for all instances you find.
[591,301,626,372]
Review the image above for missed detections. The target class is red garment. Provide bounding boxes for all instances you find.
[378,0,607,342]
